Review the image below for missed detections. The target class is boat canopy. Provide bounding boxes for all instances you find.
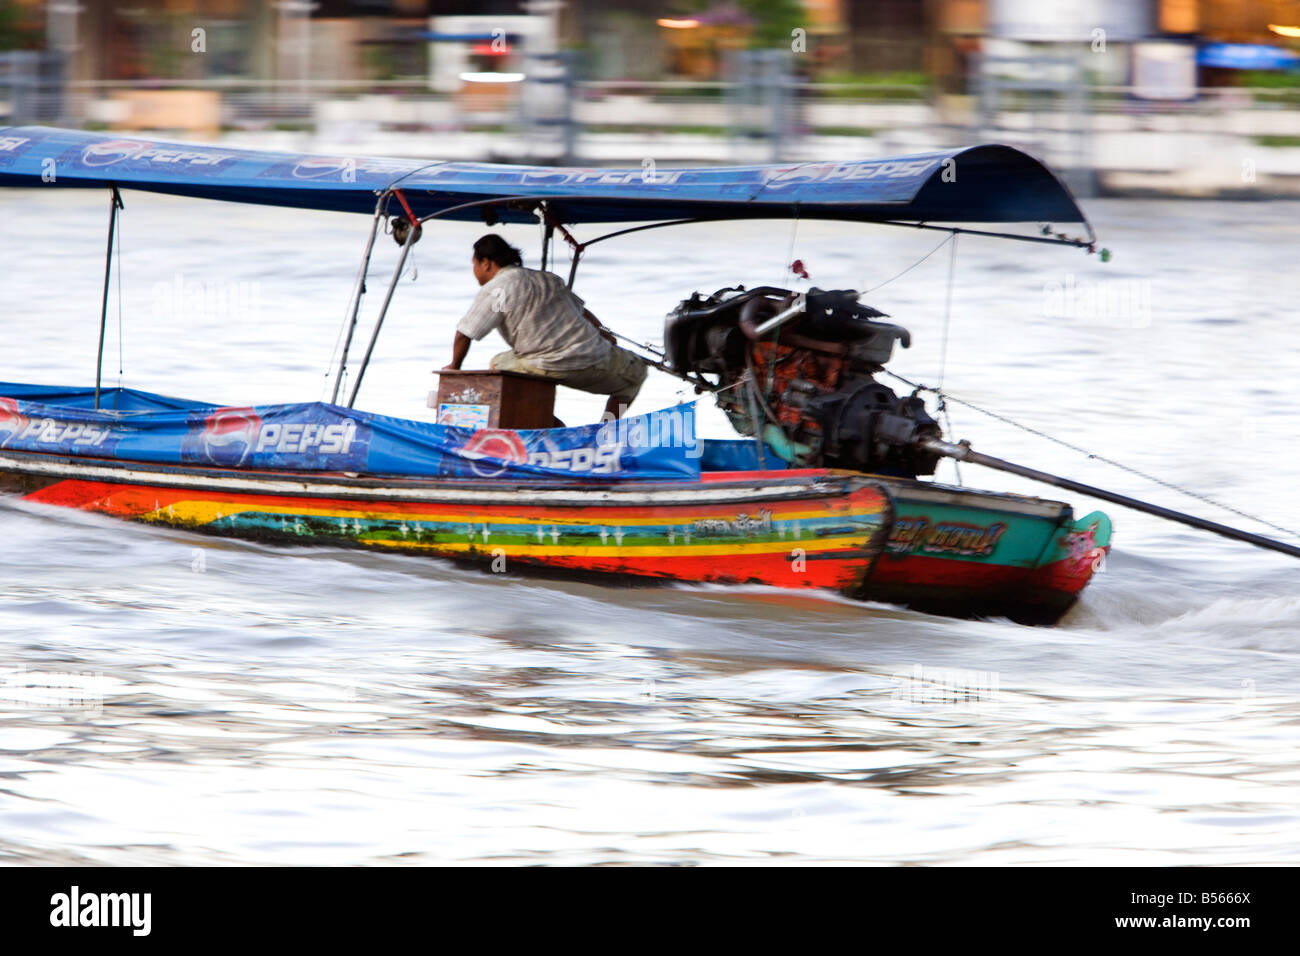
[0,125,1088,228]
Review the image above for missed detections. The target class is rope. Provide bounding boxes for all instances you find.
[883,369,1300,541]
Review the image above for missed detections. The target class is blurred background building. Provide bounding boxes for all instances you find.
[2,0,1299,193]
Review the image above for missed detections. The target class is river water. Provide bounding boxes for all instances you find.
[0,189,1297,865]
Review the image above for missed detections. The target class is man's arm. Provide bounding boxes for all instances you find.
[582,308,617,345]
[443,331,472,370]
[449,278,508,370]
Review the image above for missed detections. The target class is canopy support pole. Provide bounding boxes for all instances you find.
[580,217,725,249]
[94,187,123,410]
[331,197,386,405]
[540,220,554,271]
[346,210,418,409]
[567,247,584,290]
[532,202,588,288]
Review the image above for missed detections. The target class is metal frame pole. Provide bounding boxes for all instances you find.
[567,246,583,290]
[94,187,123,410]
[540,220,554,271]
[345,220,418,409]
[331,198,386,404]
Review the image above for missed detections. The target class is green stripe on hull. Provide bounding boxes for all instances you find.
[175,509,881,549]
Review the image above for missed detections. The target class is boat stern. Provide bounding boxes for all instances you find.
[1026,509,1113,598]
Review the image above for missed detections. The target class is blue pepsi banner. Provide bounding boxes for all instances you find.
[0,126,1088,226]
[0,384,701,482]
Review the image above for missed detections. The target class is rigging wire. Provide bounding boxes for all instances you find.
[882,369,1300,542]
[323,283,361,400]
[115,205,124,390]
[742,349,769,468]
[936,233,959,484]
[608,326,665,358]
[936,393,961,486]
[784,207,800,286]
[937,233,956,390]
[861,232,954,295]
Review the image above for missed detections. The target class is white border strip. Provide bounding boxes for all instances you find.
[0,452,851,508]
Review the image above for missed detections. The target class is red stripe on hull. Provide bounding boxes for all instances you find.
[871,552,1039,590]
[866,551,1096,623]
[1025,552,1108,597]
[520,549,875,590]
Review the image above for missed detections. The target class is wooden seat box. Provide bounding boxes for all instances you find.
[430,369,556,430]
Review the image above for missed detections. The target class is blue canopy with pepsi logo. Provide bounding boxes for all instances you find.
[0,125,1089,227]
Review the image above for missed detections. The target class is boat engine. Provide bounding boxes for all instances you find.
[664,286,942,477]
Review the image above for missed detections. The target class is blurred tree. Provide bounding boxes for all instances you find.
[737,0,804,49]
[0,0,41,51]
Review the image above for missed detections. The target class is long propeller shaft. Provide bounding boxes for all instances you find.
[921,438,1300,560]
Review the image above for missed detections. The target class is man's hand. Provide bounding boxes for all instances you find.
[444,331,471,371]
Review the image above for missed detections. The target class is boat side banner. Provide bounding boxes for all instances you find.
[0,386,701,481]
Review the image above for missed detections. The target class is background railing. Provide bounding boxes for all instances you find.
[3,61,1298,194]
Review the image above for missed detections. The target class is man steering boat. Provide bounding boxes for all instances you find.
[443,234,647,420]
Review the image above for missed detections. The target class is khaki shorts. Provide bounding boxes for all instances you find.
[491,345,648,408]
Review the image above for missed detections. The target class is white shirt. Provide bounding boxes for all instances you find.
[456,265,611,372]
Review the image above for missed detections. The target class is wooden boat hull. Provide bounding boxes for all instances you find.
[0,451,892,595]
[0,449,1109,623]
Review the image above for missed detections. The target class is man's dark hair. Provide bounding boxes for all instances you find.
[473,234,523,268]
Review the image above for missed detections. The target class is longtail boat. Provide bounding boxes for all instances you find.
[10,125,1288,625]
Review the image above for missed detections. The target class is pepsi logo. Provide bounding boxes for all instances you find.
[79,138,236,169]
[0,396,28,443]
[460,429,528,478]
[80,140,150,168]
[291,157,356,180]
[201,406,262,466]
